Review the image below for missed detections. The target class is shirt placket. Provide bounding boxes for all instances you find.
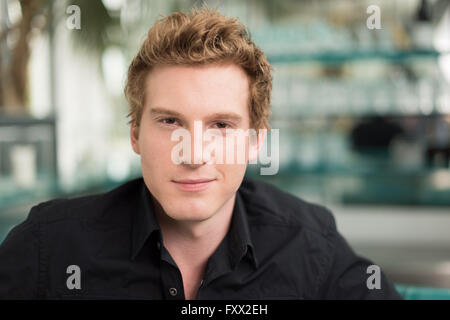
[158,240,185,300]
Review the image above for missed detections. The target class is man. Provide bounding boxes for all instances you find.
[0,9,402,300]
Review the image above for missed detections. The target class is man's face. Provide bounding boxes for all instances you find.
[131,63,261,222]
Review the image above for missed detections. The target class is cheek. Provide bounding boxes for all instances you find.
[216,163,247,188]
[221,135,250,163]
[139,130,174,165]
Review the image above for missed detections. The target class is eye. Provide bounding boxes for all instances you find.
[159,118,179,126]
[214,122,230,129]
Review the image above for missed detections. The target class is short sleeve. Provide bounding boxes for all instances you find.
[0,207,40,299]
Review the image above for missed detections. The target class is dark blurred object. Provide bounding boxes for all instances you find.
[416,0,432,22]
[425,116,450,168]
[412,0,434,48]
[350,116,405,151]
[426,146,450,168]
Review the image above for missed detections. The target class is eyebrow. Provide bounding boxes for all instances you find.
[150,108,184,118]
[150,107,243,123]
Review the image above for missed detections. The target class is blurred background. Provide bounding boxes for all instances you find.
[0,0,449,297]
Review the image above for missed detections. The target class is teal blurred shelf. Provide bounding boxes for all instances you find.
[396,284,450,300]
[247,163,450,177]
[268,49,444,64]
[246,166,450,206]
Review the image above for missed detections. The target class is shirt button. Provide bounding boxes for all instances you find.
[156,241,161,250]
[169,287,177,296]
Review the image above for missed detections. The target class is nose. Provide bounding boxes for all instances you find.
[183,121,207,167]
[182,145,207,168]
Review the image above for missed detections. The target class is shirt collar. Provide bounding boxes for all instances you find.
[227,190,258,269]
[130,182,160,261]
[130,179,258,269]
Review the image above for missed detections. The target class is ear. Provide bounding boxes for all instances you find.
[130,122,140,155]
[248,127,266,162]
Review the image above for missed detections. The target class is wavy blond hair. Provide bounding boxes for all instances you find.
[124,8,273,131]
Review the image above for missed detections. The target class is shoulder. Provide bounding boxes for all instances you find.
[239,176,337,237]
[24,177,144,225]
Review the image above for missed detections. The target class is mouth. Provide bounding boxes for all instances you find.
[171,178,216,192]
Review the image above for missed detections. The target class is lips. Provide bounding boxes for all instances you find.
[171,178,216,192]
[173,178,215,184]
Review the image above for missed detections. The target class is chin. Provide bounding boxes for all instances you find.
[163,199,216,222]
[165,209,214,222]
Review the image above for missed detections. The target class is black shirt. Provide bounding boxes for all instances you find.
[0,176,402,299]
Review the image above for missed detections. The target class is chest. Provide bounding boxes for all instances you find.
[177,263,207,300]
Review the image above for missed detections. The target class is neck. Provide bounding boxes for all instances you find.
[152,193,236,267]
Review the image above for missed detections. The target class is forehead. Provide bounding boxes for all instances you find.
[144,63,250,118]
